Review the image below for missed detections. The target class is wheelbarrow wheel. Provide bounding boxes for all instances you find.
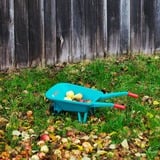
[89,108,96,115]
[49,103,59,114]
[49,103,64,115]
[49,103,54,114]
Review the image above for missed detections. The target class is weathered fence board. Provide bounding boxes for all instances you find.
[120,0,130,53]
[141,0,155,54]
[130,0,142,53]
[96,0,107,57]
[0,0,160,70]
[107,0,120,55]
[56,0,71,63]
[0,0,14,70]
[84,0,97,59]
[14,0,29,67]
[28,0,44,67]
[71,0,85,61]
[44,0,56,65]
[154,0,160,51]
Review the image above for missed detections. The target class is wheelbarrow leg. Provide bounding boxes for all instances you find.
[78,112,88,123]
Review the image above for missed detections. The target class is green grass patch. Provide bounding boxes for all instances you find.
[0,54,160,159]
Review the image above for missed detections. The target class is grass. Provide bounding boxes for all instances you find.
[0,54,160,159]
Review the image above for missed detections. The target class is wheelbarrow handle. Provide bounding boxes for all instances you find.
[128,92,139,98]
[114,104,126,110]
[99,92,128,100]
[92,102,125,110]
[99,91,138,100]
[92,102,114,108]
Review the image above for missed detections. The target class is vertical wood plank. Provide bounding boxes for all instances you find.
[40,0,45,67]
[71,0,85,61]
[44,0,56,65]
[96,0,107,57]
[84,0,97,59]
[120,0,130,54]
[154,0,160,52]
[28,0,44,67]
[130,0,142,53]
[107,0,120,55]
[14,0,29,67]
[0,0,14,70]
[56,0,71,63]
[141,0,155,54]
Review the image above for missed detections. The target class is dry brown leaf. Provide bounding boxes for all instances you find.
[0,117,8,127]
[82,142,93,153]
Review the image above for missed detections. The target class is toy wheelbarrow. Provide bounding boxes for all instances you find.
[45,83,138,123]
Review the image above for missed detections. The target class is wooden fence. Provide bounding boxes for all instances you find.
[0,0,160,70]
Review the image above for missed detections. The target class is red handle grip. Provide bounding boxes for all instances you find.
[114,104,126,110]
[128,92,138,98]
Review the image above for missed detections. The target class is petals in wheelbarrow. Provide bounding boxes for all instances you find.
[91,102,126,110]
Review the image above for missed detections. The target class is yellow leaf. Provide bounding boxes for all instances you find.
[153,100,159,105]
[49,133,57,142]
[76,144,83,151]
[146,112,154,119]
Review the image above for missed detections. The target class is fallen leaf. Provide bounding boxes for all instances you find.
[96,150,107,155]
[40,145,49,153]
[23,90,28,94]
[21,131,30,141]
[82,156,91,160]
[26,110,33,117]
[109,144,116,150]
[0,130,5,138]
[146,112,154,119]
[153,100,159,105]
[121,139,129,149]
[82,142,93,153]
[0,117,8,127]
[72,149,81,157]
[30,154,40,160]
[54,149,62,159]
[63,150,71,159]
[12,130,21,136]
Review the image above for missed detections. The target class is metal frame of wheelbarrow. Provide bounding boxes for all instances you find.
[45,83,138,123]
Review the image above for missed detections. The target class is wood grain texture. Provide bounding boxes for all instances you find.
[71,0,85,61]
[14,0,29,67]
[130,0,142,53]
[44,0,56,65]
[154,0,160,51]
[56,0,71,63]
[107,0,120,55]
[141,0,155,54]
[28,0,44,67]
[0,0,14,69]
[84,0,97,59]
[120,0,130,54]
[0,0,160,70]
[96,0,107,57]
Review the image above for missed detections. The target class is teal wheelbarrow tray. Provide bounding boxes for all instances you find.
[45,83,138,123]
